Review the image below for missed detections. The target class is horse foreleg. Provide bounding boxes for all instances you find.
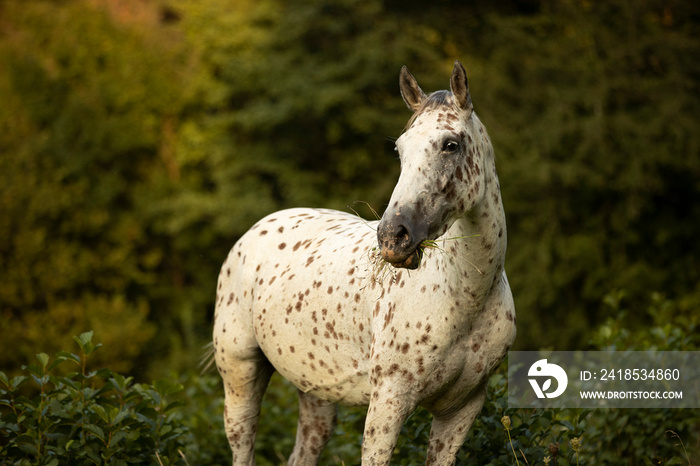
[361,389,415,466]
[425,384,487,466]
[287,390,337,465]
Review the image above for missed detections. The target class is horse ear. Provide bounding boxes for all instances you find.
[399,65,426,111]
[450,60,472,111]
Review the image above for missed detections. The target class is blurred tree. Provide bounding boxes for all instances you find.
[169,0,448,224]
[467,0,700,347]
[2,0,699,377]
[0,0,190,373]
[0,0,451,376]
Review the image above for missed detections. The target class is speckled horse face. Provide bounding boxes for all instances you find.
[377,62,486,269]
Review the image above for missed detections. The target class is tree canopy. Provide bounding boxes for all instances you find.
[1,0,699,375]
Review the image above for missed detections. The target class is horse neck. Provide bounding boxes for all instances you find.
[443,122,506,301]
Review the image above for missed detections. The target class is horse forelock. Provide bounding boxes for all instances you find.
[403,90,467,133]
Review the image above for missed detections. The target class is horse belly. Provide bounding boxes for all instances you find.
[242,208,376,405]
[255,278,373,405]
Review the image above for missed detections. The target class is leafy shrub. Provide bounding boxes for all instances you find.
[196,291,700,465]
[168,372,229,465]
[453,292,700,466]
[0,332,187,465]
[3,293,698,466]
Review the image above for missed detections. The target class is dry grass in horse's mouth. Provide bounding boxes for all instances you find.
[365,247,397,286]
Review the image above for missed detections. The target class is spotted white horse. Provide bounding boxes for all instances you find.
[213,61,516,465]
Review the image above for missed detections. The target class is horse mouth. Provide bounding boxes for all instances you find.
[381,247,422,270]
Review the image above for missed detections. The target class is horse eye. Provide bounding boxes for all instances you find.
[442,140,460,152]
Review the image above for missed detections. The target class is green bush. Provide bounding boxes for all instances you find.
[193,293,699,465]
[170,372,229,465]
[456,292,700,466]
[0,332,187,465]
[3,306,698,466]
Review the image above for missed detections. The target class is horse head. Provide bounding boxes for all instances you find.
[377,61,490,269]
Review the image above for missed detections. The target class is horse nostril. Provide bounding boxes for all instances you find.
[394,225,413,250]
[395,224,412,249]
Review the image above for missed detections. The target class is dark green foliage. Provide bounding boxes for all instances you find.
[591,291,700,352]
[0,332,187,465]
[1,321,698,465]
[469,0,700,349]
[466,376,698,465]
[1,0,700,462]
[2,0,700,373]
[169,373,230,466]
[462,292,700,466]
[0,0,180,374]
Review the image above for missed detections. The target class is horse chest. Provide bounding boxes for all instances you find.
[369,284,505,392]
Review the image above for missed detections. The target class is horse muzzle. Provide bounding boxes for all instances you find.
[377,210,426,270]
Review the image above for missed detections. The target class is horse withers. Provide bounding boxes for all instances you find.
[213,61,516,465]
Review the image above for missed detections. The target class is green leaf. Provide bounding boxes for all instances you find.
[112,409,130,426]
[164,400,186,413]
[30,374,47,388]
[47,399,72,419]
[55,351,82,365]
[0,372,9,389]
[91,404,110,424]
[24,363,44,378]
[1,375,27,394]
[73,331,103,357]
[83,423,105,442]
[109,373,132,391]
[74,331,94,351]
[47,358,67,372]
[18,442,39,457]
[109,430,127,447]
[36,353,50,370]
[154,379,184,398]
[558,420,576,431]
[56,375,80,391]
